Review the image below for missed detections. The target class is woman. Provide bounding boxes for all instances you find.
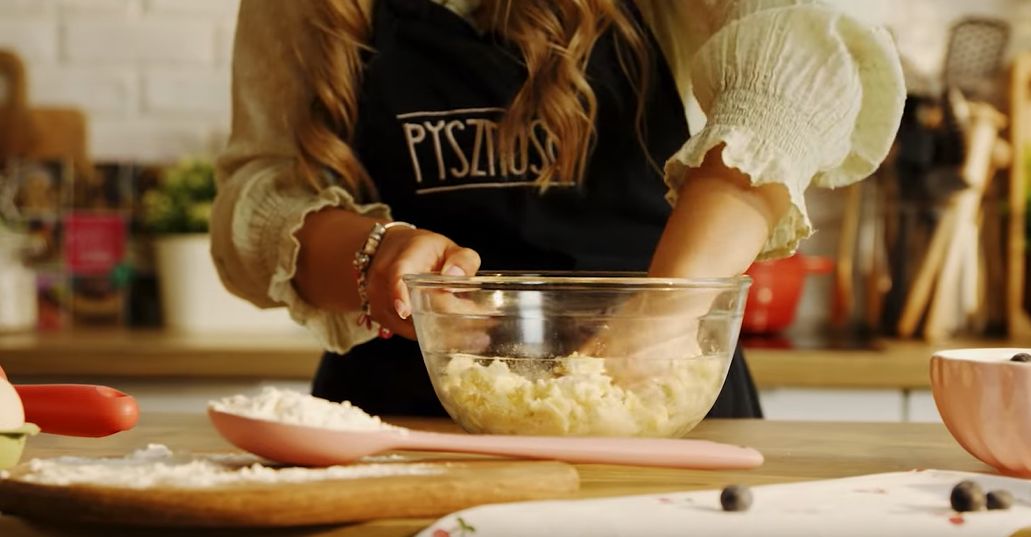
[212,0,905,418]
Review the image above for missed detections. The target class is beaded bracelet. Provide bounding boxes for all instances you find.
[353,221,416,338]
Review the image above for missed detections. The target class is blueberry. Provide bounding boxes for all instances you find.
[1011,353,1031,363]
[987,490,1014,510]
[720,484,753,512]
[951,480,986,512]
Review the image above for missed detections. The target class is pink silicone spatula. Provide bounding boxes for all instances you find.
[209,409,763,469]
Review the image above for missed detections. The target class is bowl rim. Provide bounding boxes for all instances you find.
[932,348,1031,363]
[404,271,752,290]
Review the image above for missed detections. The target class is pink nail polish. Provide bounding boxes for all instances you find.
[472,333,491,349]
[394,299,410,320]
[442,265,466,277]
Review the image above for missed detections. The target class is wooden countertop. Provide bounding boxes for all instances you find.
[0,414,1001,537]
[746,340,939,389]
[0,329,1019,389]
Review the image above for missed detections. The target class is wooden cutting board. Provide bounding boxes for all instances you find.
[0,459,579,528]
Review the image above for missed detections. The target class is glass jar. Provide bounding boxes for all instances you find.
[0,227,37,332]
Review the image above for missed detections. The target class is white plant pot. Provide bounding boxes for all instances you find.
[153,234,301,334]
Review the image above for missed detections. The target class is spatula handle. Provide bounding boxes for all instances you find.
[15,385,139,437]
[403,432,764,470]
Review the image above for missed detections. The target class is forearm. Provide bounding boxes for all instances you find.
[294,209,385,312]
[649,147,790,279]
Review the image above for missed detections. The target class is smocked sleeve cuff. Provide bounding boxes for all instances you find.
[664,4,905,259]
[238,172,392,354]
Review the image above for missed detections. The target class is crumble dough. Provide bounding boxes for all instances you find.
[435,353,728,436]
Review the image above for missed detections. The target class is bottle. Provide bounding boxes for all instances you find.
[0,226,38,332]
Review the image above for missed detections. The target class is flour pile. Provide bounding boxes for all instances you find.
[208,387,403,432]
[1,444,440,489]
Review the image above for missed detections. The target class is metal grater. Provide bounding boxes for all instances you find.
[943,18,1010,101]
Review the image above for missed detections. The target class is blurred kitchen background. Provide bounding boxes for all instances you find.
[2,0,1031,421]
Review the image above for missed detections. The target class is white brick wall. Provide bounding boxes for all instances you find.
[65,20,217,64]
[143,68,230,116]
[145,0,240,17]
[0,0,1026,164]
[0,0,55,16]
[89,117,225,162]
[0,19,60,62]
[214,22,235,66]
[60,0,142,17]
[0,0,238,162]
[30,66,136,116]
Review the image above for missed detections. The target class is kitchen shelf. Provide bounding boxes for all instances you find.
[0,329,322,379]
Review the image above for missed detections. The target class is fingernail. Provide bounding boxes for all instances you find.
[472,333,491,349]
[442,264,466,277]
[394,299,410,320]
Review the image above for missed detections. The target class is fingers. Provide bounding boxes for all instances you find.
[578,304,702,364]
[393,279,412,320]
[365,233,436,340]
[385,279,417,340]
[363,230,481,342]
[441,245,481,277]
[386,236,444,318]
[368,283,416,340]
[388,241,481,320]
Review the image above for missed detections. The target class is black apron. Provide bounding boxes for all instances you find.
[312,0,763,419]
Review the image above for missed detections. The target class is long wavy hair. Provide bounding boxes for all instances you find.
[295,0,651,199]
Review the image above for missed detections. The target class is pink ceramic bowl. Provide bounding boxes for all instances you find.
[930,348,1031,477]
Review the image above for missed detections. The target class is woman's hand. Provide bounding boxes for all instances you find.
[294,209,482,342]
[579,290,712,386]
[579,146,786,372]
[364,227,481,339]
[649,145,790,280]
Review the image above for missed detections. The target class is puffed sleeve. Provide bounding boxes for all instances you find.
[211,0,387,353]
[639,0,905,258]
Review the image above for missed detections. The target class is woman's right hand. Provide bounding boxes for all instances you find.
[364,226,481,340]
[294,209,485,345]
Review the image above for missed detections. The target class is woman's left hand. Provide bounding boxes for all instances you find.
[578,290,713,385]
[579,147,786,377]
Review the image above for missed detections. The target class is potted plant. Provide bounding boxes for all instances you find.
[142,158,298,333]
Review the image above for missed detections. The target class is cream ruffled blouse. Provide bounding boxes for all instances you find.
[211,0,906,354]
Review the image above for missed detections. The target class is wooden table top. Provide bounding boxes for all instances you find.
[0,413,1001,537]
[2,329,1018,389]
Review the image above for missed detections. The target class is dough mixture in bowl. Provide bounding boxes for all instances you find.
[429,353,730,437]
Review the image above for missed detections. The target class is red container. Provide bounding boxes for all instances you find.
[15,384,139,438]
[0,363,139,437]
[742,254,833,335]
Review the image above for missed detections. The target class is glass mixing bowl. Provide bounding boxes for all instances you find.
[405,272,751,438]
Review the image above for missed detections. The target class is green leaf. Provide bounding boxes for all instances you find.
[141,156,216,234]
[456,517,476,533]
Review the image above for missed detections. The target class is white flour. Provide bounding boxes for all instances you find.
[208,387,403,432]
[1,444,441,489]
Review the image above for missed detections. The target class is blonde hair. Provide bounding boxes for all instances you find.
[295,0,650,199]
